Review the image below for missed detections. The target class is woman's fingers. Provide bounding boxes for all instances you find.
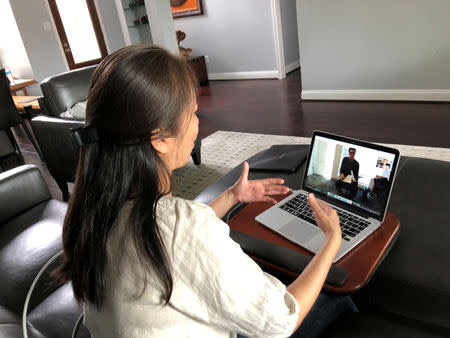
[254,178,285,186]
[308,193,341,239]
[263,187,290,195]
[314,197,333,215]
[261,196,278,204]
[239,162,250,181]
[307,193,326,219]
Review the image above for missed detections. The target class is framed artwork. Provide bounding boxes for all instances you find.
[170,0,203,18]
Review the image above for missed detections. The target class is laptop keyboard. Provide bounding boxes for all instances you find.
[279,194,371,241]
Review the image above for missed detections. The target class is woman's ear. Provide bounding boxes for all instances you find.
[150,135,169,154]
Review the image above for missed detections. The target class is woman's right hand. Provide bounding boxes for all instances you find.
[287,193,343,332]
[307,193,342,242]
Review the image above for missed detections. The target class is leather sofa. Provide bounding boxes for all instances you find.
[0,165,89,338]
[3,154,449,337]
[323,156,450,337]
[31,65,201,201]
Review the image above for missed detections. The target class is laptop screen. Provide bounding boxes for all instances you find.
[303,131,400,221]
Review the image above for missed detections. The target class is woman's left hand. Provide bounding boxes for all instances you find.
[230,162,290,204]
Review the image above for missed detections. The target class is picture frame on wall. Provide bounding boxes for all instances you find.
[170,0,203,18]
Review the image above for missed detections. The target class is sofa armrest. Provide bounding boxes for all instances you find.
[0,165,51,224]
[30,115,84,184]
[364,157,450,329]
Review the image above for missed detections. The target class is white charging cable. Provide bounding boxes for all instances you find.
[22,250,64,338]
[225,202,243,223]
[72,313,84,338]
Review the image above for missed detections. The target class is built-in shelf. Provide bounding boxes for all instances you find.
[127,22,149,28]
[116,0,151,45]
[123,4,145,11]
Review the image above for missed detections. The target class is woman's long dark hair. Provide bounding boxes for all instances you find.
[53,44,197,310]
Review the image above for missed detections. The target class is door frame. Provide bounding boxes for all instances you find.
[271,0,286,80]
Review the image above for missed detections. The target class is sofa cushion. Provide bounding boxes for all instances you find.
[0,323,44,338]
[322,311,450,338]
[0,200,66,314]
[0,305,45,338]
[60,100,87,120]
[27,283,90,338]
[367,157,450,328]
[0,306,19,324]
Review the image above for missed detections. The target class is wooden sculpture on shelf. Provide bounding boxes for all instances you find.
[176,30,192,60]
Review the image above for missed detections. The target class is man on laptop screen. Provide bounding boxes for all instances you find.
[335,148,359,199]
[304,135,396,216]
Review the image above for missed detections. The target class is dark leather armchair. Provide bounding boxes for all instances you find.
[0,165,89,337]
[31,66,95,201]
[31,66,201,201]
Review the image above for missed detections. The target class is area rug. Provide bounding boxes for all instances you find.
[172,131,450,200]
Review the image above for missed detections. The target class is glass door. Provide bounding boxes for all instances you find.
[48,0,107,69]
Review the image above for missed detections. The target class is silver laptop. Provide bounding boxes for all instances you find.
[255,131,400,263]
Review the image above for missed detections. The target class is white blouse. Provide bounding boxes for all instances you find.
[84,196,299,338]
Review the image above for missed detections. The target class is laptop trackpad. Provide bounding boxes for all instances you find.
[280,220,319,243]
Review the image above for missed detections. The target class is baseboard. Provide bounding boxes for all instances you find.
[301,90,450,102]
[285,60,300,74]
[208,70,279,80]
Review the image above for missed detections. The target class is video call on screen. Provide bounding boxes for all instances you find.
[305,136,396,216]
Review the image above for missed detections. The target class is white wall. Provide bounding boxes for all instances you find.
[95,0,126,53]
[174,0,278,79]
[298,0,450,101]
[0,0,35,90]
[310,138,334,178]
[280,0,300,71]
[145,0,178,54]
[331,144,343,179]
[9,0,69,95]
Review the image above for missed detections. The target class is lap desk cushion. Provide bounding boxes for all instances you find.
[323,310,450,338]
[194,146,450,330]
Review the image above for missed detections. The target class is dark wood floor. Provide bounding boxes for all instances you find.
[197,70,450,148]
[5,69,450,200]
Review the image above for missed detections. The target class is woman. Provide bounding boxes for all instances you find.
[55,44,355,337]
